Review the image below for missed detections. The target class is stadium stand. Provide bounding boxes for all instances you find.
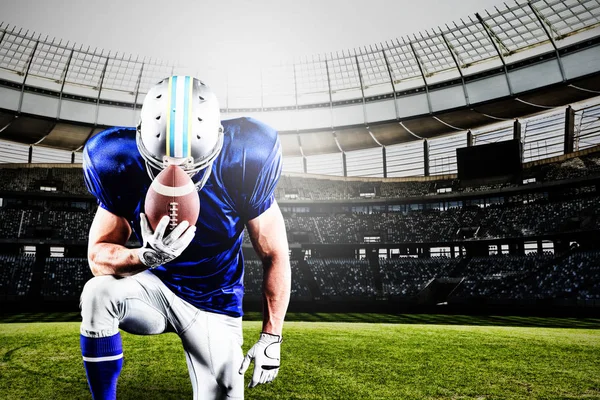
[0,254,36,298]
[306,258,376,297]
[0,147,598,311]
[244,258,311,298]
[42,257,92,299]
[379,257,460,297]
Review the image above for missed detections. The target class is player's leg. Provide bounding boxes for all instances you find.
[79,271,172,400]
[176,305,245,399]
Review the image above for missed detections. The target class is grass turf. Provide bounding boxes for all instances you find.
[0,317,599,399]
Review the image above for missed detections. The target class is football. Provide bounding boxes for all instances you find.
[144,165,200,233]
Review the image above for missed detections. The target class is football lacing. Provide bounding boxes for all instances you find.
[168,202,178,229]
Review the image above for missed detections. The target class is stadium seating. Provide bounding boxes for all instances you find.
[306,258,376,297]
[0,254,36,297]
[0,149,598,308]
[379,257,460,297]
[42,257,92,299]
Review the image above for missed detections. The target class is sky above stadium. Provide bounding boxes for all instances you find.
[2,0,506,70]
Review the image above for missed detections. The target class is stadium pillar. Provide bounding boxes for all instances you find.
[467,130,473,147]
[513,119,522,142]
[382,147,387,178]
[303,156,307,174]
[71,151,75,164]
[342,152,348,177]
[423,139,430,177]
[28,145,33,164]
[564,106,575,154]
[514,120,523,162]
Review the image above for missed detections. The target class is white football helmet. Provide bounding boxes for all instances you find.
[136,75,223,190]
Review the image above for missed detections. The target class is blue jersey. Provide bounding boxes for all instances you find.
[83,117,282,317]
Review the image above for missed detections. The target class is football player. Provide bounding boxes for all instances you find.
[80,75,291,399]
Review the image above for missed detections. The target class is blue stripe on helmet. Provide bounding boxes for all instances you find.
[169,75,178,157]
[182,76,190,157]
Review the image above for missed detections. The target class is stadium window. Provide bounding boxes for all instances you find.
[23,245,36,256]
[454,246,461,257]
[356,248,366,260]
[378,248,387,259]
[436,187,452,194]
[390,248,400,258]
[303,249,312,260]
[431,247,451,257]
[524,241,538,255]
[0,198,3,207]
[50,246,65,257]
[448,201,461,209]
[501,244,509,255]
[398,253,418,258]
[486,197,503,206]
[359,187,376,198]
[523,177,536,184]
[427,202,443,210]
[372,205,386,213]
[541,241,554,254]
[284,188,299,200]
[488,245,499,256]
[364,235,381,243]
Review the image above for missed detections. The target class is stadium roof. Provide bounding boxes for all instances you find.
[0,0,599,171]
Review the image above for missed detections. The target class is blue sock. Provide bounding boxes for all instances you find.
[80,333,123,400]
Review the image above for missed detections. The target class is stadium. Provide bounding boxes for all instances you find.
[1,0,600,399]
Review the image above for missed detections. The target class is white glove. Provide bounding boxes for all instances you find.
[137,213,196,269]
[238,332,282,388]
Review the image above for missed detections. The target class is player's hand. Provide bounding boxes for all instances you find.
[137,213,196,269]
[239,332,282,388]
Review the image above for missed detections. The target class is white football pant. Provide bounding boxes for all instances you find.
[80,270,244,399]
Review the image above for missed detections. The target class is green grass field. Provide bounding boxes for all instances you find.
[1,314,599,399]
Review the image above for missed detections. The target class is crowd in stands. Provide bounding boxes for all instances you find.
[306,257,376,297]
[281,195,600,244]
[448,251,600,302]
[449,254,554,300]
[1,152,599,200]
[0,254,35,297]
[0,150,598,307]
[0,167,88,196]
[0,207,94,241]
[0,250,598,303]
[533,154,600,182]
[244,258,311,298]
[0,194,597,245]
[41,257,92,298]
[379,257,461,297]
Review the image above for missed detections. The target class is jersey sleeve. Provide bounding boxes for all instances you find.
[223,118,282,222]
[83,131,116,213]
[82,127,144,219]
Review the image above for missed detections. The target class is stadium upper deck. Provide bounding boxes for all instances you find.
[0,0,599,177]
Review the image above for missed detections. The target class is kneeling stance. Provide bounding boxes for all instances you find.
[80,76,291,399]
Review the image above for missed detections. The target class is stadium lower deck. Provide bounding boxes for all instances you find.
[0,148,599,316]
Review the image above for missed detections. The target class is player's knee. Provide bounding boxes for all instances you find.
[80,275,121,315]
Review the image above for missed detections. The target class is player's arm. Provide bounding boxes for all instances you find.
[87,206,144,277]
[239,200,290,387]
[246,200,291,336]
[88,207,196,277]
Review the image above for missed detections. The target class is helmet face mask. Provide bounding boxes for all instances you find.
[136,76,223,190]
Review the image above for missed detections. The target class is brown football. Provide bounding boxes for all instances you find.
[144,165,200,232]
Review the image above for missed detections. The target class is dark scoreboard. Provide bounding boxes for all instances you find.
[456,139,522,181]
